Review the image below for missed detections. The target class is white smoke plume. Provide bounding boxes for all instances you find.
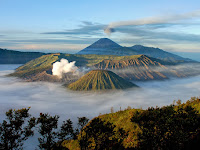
[52,59,78,78]
[104,10,200,35]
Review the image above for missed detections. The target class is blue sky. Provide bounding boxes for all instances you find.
[0,0,200,53]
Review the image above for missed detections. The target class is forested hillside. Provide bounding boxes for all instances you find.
[0,48,45,64]
[1,97,200,150]
[62,97,200,150]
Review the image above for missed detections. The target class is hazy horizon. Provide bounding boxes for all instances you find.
[0,0,200,54]
[1,39,200,62]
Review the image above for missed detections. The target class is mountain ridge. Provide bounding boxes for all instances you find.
[9,53,192,82]
[0,48,45,64]
[131,45,193,62]
[77,38,195,63]
[1,38,196,64]
[93,54,184,80]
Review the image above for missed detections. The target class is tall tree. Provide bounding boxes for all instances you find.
[58,117,89,141]
[79,118,124,150]
[77,117,89,131]
[0,108,36,150]
[131,104,200,149]
[37,113,59,150]
[58,119,74,140]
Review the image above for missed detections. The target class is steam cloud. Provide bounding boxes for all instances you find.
[104,10,200,35]
[52,59,78,78]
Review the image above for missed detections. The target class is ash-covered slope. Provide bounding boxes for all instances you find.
[94,55,167,69]
[94,55,183,80]
[68,70,137,91]
[9,53,199,82]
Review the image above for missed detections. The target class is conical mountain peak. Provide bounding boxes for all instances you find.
[68,70,137,91]
[87,38,122,48]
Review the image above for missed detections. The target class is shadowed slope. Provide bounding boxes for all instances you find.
[85,38,121,49]
[131,45,194,63]
[77,38,126,55]
[68,70,137,91]
[0,48,45,64]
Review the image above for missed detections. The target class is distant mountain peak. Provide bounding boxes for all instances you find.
[131,45,194,62]
[132,45,165,50]
[87,38,122,49]
[98,38,111,41]
[132,45,144,50]
[132,45,159,51]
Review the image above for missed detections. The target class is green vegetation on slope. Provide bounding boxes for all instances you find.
[10,53,196,82]
[1,97,200,149]
[8,53,147,78]
[68,70,137,91]
[9,54,59,78]
[61,97,200,150]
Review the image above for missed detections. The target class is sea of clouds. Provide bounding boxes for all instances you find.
[0,64,200,149]
[1,64,200,120]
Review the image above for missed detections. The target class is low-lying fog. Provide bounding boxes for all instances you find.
[0,64,200,149]
[1,64,200,120]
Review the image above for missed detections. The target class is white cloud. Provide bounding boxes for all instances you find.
[104,10,200,35]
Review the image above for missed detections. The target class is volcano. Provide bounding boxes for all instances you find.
[67,70,137,91]
[77,38,124,55]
